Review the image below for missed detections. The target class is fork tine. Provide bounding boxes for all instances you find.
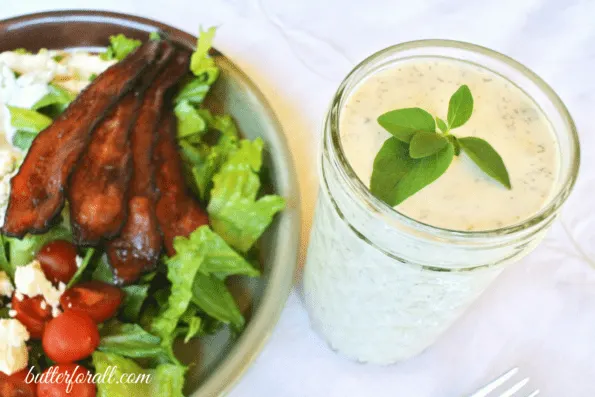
[526,390,540,397]
[498,377,529,397]
[469,368,520,397]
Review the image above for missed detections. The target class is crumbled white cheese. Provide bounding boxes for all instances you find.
[63,52,115,81]
[8,310,16,318]
[14,260,63,316]
[0,271,14,298]
[0,319,29,375]
[75,256,83,268]
[0,50,68,82]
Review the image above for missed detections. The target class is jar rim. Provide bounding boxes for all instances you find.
[329,39,581,239]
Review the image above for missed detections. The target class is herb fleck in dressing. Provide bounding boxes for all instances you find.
[340,58,560,231]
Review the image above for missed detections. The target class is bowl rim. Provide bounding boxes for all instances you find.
[0,9,302,397]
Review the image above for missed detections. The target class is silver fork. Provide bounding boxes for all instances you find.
[468,368,540,397]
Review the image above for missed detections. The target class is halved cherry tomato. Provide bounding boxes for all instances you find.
[0,368,36,397]
[60,281,124,323]
[36,240,78,285]
[37,364,95,397]
[12,295,52,339]
[42,311,99,364]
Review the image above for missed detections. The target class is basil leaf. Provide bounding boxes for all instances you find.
[377,107,436,143]
[369,137,416,205]
[446,135,461,156]
[447,85,473,129]
[409,131,449,159]
[394,143,455,205]
[458,137,511,189]
[435,116,448,133]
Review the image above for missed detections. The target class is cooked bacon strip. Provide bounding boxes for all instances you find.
[68,43,175,246]
[2,41,160,238]
[107,50,191,284]
[154,110,209,256]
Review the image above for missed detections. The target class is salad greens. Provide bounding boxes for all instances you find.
[93,352,186,397]
[0,28,285,396]
[7,83,76,151]
[100,34,142,61]
[208,139,286,253]
[7,106,53,151]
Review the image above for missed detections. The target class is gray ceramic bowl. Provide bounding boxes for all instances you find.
[0,10,300,397]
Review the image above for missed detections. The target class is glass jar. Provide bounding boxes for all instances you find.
[303,40,580,365]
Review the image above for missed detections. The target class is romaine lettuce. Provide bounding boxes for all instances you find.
[100,34,142,61]
[207,139,285,253]
[93,352,185,397]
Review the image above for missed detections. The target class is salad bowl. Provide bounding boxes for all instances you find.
[0,10,300,397]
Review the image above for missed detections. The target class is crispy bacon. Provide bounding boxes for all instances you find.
[154,110,210,256]
[2,41,160,238]
[106,49,191,284]
[68,43,175,246]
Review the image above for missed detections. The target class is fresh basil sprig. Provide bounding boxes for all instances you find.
[370,85,511,206]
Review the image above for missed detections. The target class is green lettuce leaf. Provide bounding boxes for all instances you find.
[150,236,205,343]
[192,272,244,329]
[67,248,95,287]
[194,226,259,277]
[92,256,114,283]
[174,100,207,139]
[190,27,219,84]
[179,112,240,200]
[93,352,185,397]
[151,226,256,343]
[101,34,142,61]
[179,306,203,343]
[207,139,285,253]
[8,106,52,151]
[175,78,212,105]
[99,321,167,360]
[32,83,75,116]
[151,364,186,397]
[4,225,72,277]
[0,235,9,275]
[121,285,150,323]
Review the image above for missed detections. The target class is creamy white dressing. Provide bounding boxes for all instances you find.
[340,58,560,231]
[304,53,566,364]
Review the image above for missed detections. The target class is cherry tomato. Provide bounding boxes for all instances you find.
[37,364,95,397]
[42,311,99,364]
[60,281,124,324]
[12,295,52,339]
[0,368,36,397]
[36,240,78,285]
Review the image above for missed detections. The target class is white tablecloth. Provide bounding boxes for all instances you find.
[1,1,594,396]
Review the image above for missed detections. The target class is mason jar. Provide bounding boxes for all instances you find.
[303,40,580,365]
